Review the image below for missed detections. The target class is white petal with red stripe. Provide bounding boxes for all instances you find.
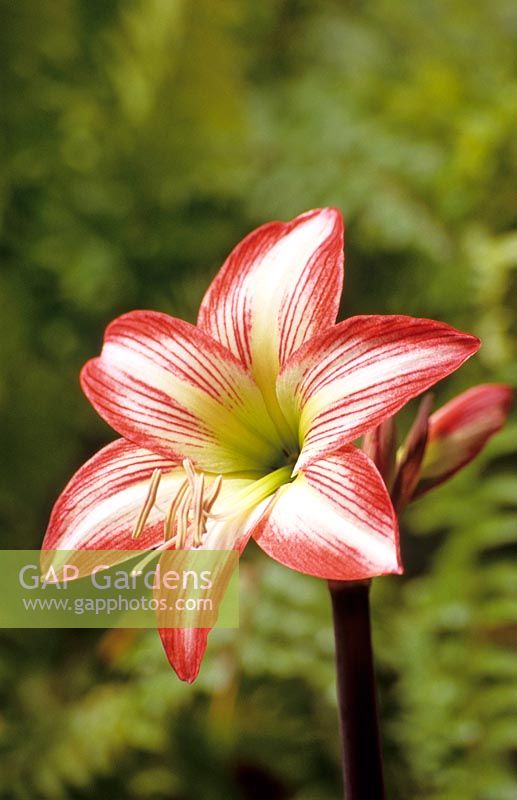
[276,315,480,471]
[44,439,257,554]
[43,439,184,554]
[81,311,281,473]
[43,437,256,684]
[157,503,267,682]
[197,208,344,445]
[252,446,401,580]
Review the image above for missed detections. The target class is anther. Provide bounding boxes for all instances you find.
[183,458,197,489]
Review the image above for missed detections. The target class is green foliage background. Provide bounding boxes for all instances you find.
[1,1,516,797]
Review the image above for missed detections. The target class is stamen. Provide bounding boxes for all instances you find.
[132,469,162,540]
[132,460,224,560]
[192,473,205,547]
[203,474,222,513]
[175,485,192,549]
[183,457,197,490]
[163,478,189,541]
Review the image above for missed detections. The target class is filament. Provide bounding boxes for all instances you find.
[132,457,256,561]
[132,468,162,540]
[192,473,205,547]
[163,478,189,541]
[130,537,176,576]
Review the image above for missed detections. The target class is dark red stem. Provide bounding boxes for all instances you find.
[328,579,385,800]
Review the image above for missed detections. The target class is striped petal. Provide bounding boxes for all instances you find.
[43,440,256,555]
[44,440,258,682]
[252,446,401,580]
[158,504,266,682]
[158,627,210,684]
[81,311,281,473]
[197,208,344,445]
[43,439,183,554]
[417,384,513,494]
[276,315,480,472]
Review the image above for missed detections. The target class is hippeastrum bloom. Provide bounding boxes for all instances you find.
[364,384,512,511]
[43,208,481,682]
[418,383,512,495]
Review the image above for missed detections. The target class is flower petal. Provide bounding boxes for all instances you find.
[252,446,401,580]
[198,208,344,370]
[157,504,265,682]
[44,438,258,682]
[417,384,513,494]
[276,315,480,471]
[158,627,210,683]
[43,438,183,553]
[81,311,281,473]
[197,208,344,444]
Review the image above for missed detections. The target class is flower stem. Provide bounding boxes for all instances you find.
[328,579,385,800]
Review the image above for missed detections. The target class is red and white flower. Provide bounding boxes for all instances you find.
[418,384,513,495]
[364,384,512,511]
[43,208,480,681]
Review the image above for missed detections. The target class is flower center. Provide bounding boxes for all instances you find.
[130,456,294,574]
[206,464,292,522]
[132,458,223,550]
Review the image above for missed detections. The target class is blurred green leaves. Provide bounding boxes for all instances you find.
[0,0,516,797]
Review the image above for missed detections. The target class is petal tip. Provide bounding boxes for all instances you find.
[319,205,344,234]
[297,206,344,238]
[392,559,404,576]
[467,333,482,353]
[163,645,203,684]
[159,628,209,684]
[177,666,201,684]
[380,543,404,577]
[320,205,343,220]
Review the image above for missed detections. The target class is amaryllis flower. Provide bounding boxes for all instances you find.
[43,208,480,681]
[364,384,512,511]
[418,384,512,493]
